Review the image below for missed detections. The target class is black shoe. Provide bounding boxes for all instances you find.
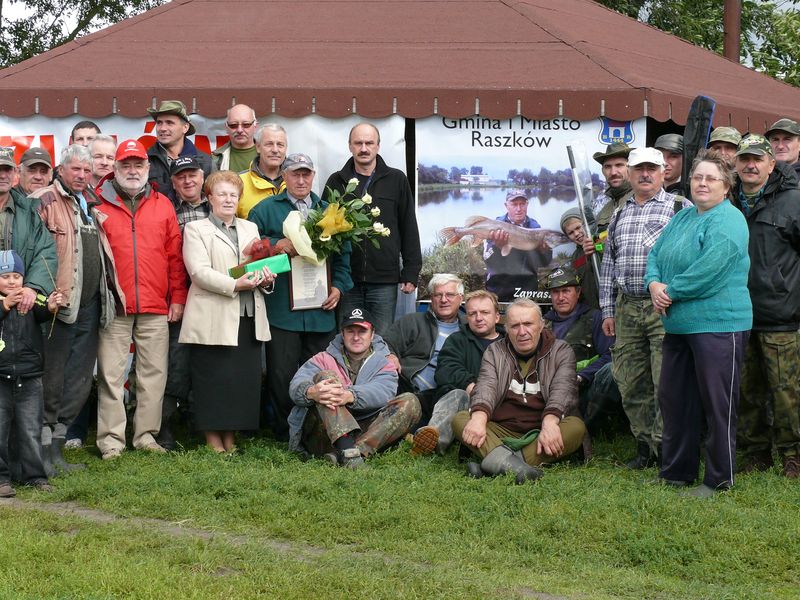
[626,441,656,470]
[155,425,176,451]
[466,462,484,479]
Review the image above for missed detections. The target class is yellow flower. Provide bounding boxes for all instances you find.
[362,193,372,205]
[316,202,353,238]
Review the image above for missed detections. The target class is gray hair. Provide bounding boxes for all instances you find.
[427,273,464,296]
[507,298,543,320]
[89,134,116,151]
[255,123,287,144]
[60,144,92,166]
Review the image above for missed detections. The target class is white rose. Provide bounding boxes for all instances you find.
[348,177,359,186]
[362,193,372,205]
[381,228,391,237]
[373,222,385,233]
[370,207,381,217]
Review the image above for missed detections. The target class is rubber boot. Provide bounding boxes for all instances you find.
[480,446,543,484]
[41,444,57,479]
[625,441,655,470]
[51,437,86,473]
[155,395,178,451]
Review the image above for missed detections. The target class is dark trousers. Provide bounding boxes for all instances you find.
[339,282,398,337]
[0,377,46,483]
[265,327,335,441]
[658,331,746,489]
[164,321,191,401]
[42,296,100,439]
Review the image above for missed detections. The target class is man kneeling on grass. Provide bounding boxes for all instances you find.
[288,308,421,468]
[452,298,586,483]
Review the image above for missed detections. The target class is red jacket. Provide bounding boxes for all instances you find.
[94,176,187,315]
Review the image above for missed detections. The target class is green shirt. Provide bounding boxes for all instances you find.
[229,146,258,174]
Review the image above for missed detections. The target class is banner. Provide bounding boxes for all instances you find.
[0,114,407,196]
[415,115,646,302]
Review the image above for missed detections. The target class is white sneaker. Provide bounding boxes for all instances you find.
[64,439,83,449]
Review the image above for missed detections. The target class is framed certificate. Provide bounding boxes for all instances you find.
[289,256,331,311]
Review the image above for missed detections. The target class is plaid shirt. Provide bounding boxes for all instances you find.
[174,195,210,232]
[599,188,690,319]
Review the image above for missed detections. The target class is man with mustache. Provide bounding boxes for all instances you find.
[212,104,258,173]
[731,134,800,479]
[324,122,422,335]
[765,118,800,179]
[599,147,691,469]
[14,148,52,196]
[92,139,187,460]
[592,142,633,234]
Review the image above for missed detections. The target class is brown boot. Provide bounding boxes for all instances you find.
[782,455,800,479]
[739,450,773,474]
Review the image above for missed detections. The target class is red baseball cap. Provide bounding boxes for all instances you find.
[115,139,148,161]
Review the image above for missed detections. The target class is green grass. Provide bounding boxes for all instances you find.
[1,436,798,599]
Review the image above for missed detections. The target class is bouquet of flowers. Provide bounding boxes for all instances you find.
[282,178,388,266]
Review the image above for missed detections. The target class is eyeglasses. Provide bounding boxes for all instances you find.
[690,174,725,184]
[226,121,255,130]
[432,292,461,301]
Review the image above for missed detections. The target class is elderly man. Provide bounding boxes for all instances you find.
[452,299,586,482]
[238,124,288,218]
[69,121,101,146]
[707,127,742,162]
[766,118,800,177]
[0,147,57,309]
[288,307,420,467]
[89,135,117,188]
[383,273,466,425]
[599,147,691,469]
[483,189,552,301]
[654,134,684,195]
[146,100,213,201]
[592,142,632,233]
[411,289,504,456]
[212,104,258,173]
[543,267,619,434]
[248,153,353,441]
[731,134,800,479]
[14,148,52,196]
[31,145,111,474]
[324,122,422,335]
[93,139,187,459]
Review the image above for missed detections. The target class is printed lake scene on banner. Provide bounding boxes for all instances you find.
[415,116,645,302]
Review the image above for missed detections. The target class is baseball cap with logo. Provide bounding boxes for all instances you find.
[546,266,581,290]
[505,189,529,202]
[592,142,632,164]
[0,147,16,168]
[0,250,25,276]
[170,156,202,177]
[147,100,196,136]
[765,118,800,138]
[115,139,148,161]
[20,147,52,168]
[341,307,373,330]
[627,147,666,167]
[282,153,315,172]
[708,127,742,147]
[735,134,775,158]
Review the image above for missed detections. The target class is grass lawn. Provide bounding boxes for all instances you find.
[1,434,798,599]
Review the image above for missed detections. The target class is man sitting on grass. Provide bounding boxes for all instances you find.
[288,307,421,468]
[452,298,586,483]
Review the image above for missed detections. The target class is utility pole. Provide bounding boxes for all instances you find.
[723,0,741,63]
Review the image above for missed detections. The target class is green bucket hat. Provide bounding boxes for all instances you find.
[592,142,632,165]
[147,100,196,136]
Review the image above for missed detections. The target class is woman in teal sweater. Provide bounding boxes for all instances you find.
[645,150,751,497]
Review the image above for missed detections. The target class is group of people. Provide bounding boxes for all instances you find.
[0,101,798,500]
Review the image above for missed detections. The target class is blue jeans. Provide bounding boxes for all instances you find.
[339,283,398,337]
[0,377,47,483]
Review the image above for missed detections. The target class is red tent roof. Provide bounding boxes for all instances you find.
[1,0,797,130]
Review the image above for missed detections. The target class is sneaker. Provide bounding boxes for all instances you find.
[411,426,439,456]
[139,441,167,454]
[64,438,83,449]
[0,482,16,498]
[28,479,54,492]
[739,451,773,474]
[783,455,800,479]
[102,447,123,461]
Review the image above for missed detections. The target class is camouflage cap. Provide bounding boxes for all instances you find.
[0,146,15,168]
[545,266,581,290]
[735,134,775,159]
[708,127,742,147]
[505,188,529,202]
[147,100,196,136]
[654,133,684,153]
[592,142,632,165]
[282,153,315,172]
[765,118,800,138]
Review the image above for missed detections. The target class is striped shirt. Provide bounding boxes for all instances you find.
[174,195,210,232]
[599,188,691,319]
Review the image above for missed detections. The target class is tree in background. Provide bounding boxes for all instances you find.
[0,0,166,67]
[598,0,800,87]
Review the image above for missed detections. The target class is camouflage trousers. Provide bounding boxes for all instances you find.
[738,331,800,458]
[611,295,664,453]
[302,392,421,457]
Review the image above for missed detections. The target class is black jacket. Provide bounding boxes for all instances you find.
[147,138,213,202]
[324,155,422,285]
[732,162,800,331]
[434,323,504,400]
[0,297,52,378]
